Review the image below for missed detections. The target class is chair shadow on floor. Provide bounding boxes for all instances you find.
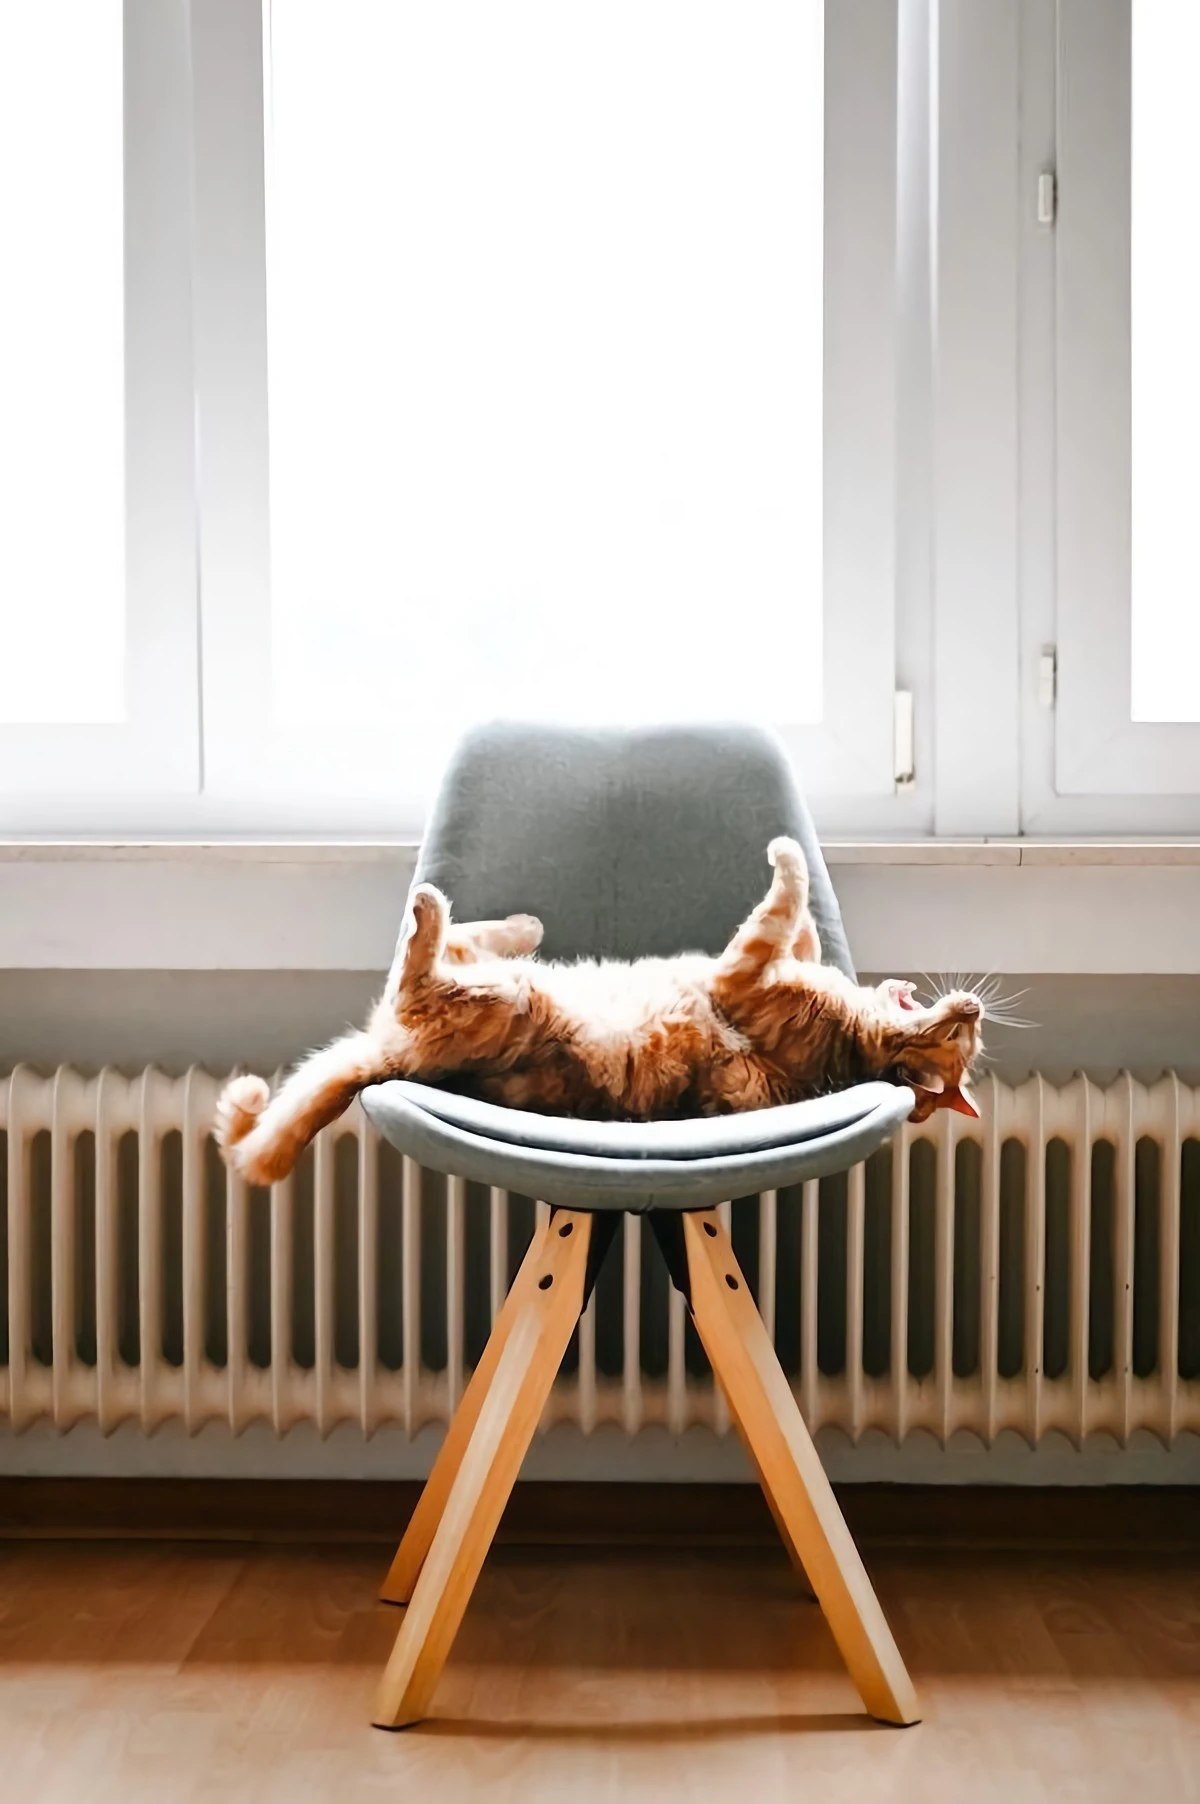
[417,1712,888,1743]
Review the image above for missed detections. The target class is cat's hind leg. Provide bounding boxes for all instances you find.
[219,887,542,1187]
[713,838,811,1002]
[216,1028,384,1185]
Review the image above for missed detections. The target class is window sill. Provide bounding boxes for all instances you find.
[1,836,1199,867]
[0,839,421,863]
[823,839,1200,866]
[0,839,1198,973]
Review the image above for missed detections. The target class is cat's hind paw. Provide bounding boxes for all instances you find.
[767,836,806,876]
[215,1073,270,1158]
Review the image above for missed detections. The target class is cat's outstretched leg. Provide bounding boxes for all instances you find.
[712,838,812,1005]
[218,889,544,1185]
[216,1029,385,1186]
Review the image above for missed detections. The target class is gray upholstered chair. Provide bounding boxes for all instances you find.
[363,723,918,1731]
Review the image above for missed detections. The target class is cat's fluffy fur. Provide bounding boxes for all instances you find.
[217,838,983,1187]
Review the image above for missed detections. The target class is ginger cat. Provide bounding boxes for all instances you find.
[217,838,983,1186]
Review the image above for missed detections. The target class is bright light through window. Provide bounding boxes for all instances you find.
[1131,2,1200,722]
[0,2,125,725]
[263,1,823,732]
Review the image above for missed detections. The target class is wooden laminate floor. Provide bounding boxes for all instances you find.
[1,1540,1198,1802]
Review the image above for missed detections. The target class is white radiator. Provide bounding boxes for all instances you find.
[2,1065,1198,1447]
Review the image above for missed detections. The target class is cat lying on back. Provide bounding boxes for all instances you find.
[216,837,983,1186]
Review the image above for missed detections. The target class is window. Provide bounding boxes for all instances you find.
[0,1,913,834]
[0,1,198,818]
[17,4,1134,839]
[1048,0,1200,820]
[1129,4,1200,724]
[192,0,909,831]
[264,2,825,736]
[0,1,123,726]
[3,3,1195,843]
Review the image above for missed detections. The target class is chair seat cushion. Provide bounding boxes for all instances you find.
[360,1079,915,1213]
[379,1081,890,1160]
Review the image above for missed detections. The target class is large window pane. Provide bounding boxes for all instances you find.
[0,1,124,724]
[1131,2,1200,721]
[263,0,823,732]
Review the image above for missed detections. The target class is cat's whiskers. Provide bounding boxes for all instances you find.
[982,988,1035,1029]
[922,970,1032,1024]
[921,970,991,1005]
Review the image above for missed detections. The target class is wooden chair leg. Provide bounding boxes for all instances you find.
[724,1393,814,1595]
[379,1214,552,1604]
[645,1215,811,1591]
[682,1208,920,1727]
[372,1208,593,1730]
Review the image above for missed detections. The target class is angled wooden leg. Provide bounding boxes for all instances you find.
[724,1393,815,1595]
[646,1215,811,1593]
[373,1209,593,1729]
[379,1214,552,1604]
[682,1208,920,1726]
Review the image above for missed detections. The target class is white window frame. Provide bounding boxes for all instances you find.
[184,0,926,837]
[0,0,199,830]
[1021,0,1200,833]
[929,0,1200,837]
[929,0,1023,837]
[1054,0,1200,810]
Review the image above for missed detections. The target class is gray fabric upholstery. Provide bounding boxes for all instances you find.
[361,721,907,1214]
[376,1079,888,1161]
[413,721,855,977]
[362,1079,912,1214]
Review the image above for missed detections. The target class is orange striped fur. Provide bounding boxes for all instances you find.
[217,839,982,1186]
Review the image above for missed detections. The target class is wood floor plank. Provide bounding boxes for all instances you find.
[1,1540,1199,1801]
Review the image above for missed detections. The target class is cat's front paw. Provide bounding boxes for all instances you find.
[505,913,544,955]
[408,883,450,938]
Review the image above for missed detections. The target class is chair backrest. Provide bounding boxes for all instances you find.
[413,722,855,978]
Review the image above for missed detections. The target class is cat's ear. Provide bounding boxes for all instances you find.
[908,1078,981,1122]
[940,1081,980,1118]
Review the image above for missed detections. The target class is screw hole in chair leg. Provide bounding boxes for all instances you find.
[538,1274,554,1290]
[703,1221,718,1238]
[558,1221,574,1237]
[725,1273,738,1290]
